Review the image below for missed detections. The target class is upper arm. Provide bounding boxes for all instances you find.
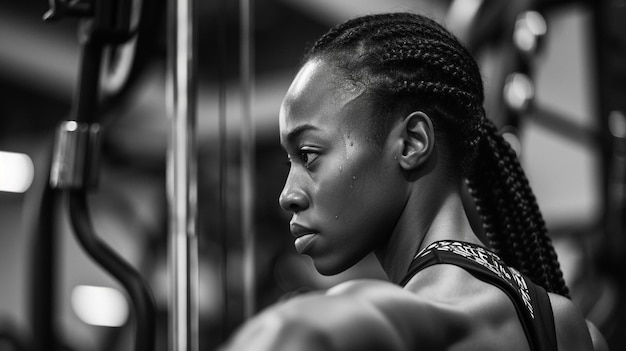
[550,293,598,351]
[586,320,609,351]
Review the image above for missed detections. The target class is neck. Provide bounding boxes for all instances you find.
[375,180,483,284]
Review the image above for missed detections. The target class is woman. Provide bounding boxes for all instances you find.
[223,12,607,351]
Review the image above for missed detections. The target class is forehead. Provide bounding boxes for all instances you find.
[279,60,366,143]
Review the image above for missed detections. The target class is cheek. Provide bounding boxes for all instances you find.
[315,149,390,221]
[313,163,356,217]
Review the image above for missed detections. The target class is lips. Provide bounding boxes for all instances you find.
[290,223,316,238]
[290,223,317,254]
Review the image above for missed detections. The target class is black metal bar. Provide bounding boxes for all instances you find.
[47,2,158,350]
[72,38,104,124]
[29,150,58,351]
[66,20,157,351]
[67,190,156,351]
[592,0,626,274]
[239,0,256,321]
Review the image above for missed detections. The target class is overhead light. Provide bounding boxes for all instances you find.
[503,73,535,112]
[514,11,547,54]
[71,285,129,327]
[0,151,34,193]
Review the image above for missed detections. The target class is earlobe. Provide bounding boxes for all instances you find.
[398,111,434,171]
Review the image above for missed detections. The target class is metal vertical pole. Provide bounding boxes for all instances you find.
[594,0,626,272]
[240,0,256,319]
[166,0,199,349]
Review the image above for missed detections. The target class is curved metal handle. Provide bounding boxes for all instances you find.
[68,190,156,351]
[45,1,156,349]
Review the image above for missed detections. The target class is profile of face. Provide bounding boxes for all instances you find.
[278,59,409,275]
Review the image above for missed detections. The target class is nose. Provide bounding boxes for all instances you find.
[278,172,309,213]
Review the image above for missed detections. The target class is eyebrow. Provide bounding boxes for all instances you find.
[283,124,321,145]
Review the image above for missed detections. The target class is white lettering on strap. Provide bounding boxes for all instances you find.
[416,241,534,318]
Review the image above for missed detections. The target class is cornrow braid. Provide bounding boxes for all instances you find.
[389,80,483,173]
[381,41,474,91]
[306,12,570,296]
[391,80,474,100]
[310,13,448,53]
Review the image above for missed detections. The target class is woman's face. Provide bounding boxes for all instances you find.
[278,59,408,275]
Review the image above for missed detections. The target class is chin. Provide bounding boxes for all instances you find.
[311,256,358,276]
[315,265,344,276]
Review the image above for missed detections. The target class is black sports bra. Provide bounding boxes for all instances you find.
[400,240,558,351]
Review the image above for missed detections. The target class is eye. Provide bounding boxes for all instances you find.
[284,148,320,169]
[299,150,319,168]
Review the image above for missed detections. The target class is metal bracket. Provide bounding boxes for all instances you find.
[50,121,101,190]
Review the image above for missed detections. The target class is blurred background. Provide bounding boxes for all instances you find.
[0,0,625,350]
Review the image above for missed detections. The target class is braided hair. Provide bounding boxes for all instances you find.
[305,12,569,297]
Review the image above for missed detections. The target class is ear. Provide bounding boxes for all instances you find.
[397,111,434,171]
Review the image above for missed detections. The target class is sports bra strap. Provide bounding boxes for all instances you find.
[400,240,557,351]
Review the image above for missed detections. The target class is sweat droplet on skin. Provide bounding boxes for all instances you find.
[350,176,357,189]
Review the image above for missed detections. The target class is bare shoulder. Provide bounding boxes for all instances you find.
[224,280,412,351]
[224,279,474,351]
[549,293,607,351]
[226,276,552,351]
[326,279,474,349]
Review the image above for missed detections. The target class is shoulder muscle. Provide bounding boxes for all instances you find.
[327,279,473,349]
[549,293,596,351]
[276,289,406,351]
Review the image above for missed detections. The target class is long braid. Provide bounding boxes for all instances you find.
[469,120,569,296]
[307,12,569,296]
